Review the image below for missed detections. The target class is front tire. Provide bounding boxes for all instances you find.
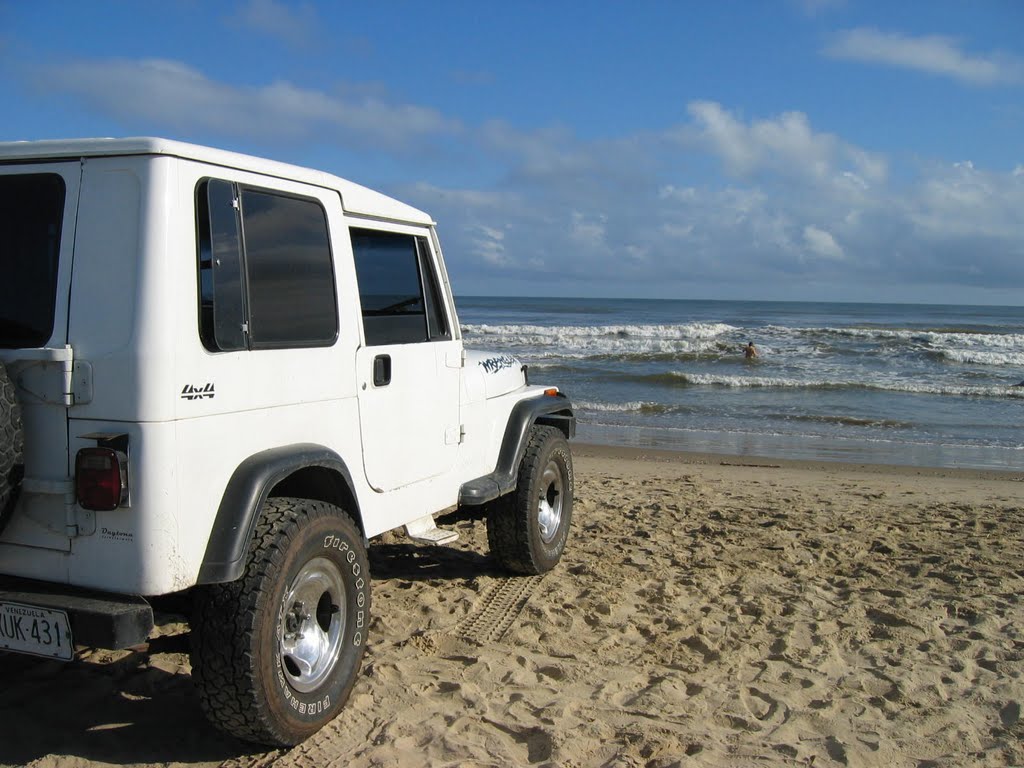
[487,425,573,574]
[190,498,370,746]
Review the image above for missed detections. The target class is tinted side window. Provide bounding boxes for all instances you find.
[351,229,450,346]
[196,180,338,351]
[0,174,65,348]
[242,189,337,347]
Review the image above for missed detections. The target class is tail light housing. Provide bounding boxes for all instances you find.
[75,447,129,511]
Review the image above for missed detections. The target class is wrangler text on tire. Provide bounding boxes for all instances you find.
[487,425,573,574]
[190,497,370,746]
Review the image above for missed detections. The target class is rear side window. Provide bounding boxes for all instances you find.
[196,180,338,351]
[0,174,66,348]
[351,228,451,346]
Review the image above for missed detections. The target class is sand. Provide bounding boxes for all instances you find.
[1,445,1022,767]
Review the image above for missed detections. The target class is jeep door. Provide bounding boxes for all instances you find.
[0,163,82,552]
[351,226,461,492]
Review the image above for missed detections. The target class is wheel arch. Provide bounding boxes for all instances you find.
[458,392,575,507]
[196,443,362,585]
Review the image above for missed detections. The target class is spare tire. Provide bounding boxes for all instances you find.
[0,362,24,534]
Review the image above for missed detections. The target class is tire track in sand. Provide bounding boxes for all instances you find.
[219,701,380,768]
[454,574,545,644]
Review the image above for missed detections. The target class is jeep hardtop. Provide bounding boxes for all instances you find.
[0,137,574,746]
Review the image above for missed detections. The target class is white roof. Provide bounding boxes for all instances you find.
[0,137,433,225]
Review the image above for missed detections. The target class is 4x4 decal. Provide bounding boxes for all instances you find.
[181,383,215,400]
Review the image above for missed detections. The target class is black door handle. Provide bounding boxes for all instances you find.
[373,355,392,387]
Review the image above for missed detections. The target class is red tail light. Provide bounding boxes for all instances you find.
[75,447,128,511]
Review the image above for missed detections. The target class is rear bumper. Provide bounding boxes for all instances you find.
[0,577,153,650]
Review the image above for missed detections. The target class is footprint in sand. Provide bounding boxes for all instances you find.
[741,686,783,723]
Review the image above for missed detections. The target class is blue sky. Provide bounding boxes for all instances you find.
[2,1,1022,304]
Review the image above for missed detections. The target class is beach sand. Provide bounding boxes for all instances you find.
[2,446,1022,767]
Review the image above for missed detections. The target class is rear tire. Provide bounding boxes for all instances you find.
[0,363,24,535]
[487,425,573,574]
[190,497,370,746]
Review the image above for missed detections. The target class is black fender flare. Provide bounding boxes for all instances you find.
[458,393,575,507]
[196,443,358,585]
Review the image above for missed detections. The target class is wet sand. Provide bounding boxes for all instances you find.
[2,445,1022,767]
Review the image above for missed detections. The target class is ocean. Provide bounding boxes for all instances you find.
[457,297,1024,472]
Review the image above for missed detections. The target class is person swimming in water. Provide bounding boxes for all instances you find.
[744,341,759,359]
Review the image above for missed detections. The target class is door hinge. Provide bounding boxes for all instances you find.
[5,345,92,406]
[66,360,94,406]
[444,425,465,445]
[446,348,466,369]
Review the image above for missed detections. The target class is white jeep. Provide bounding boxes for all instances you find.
[0,138,575,746]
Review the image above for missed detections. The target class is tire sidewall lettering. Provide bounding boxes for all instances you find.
[323,534,350,553]
[270,518,370,722]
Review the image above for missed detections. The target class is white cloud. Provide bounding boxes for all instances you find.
[27,52,1019,299]
[36,58,461,149]
[838,171,868,191]
[410,103,1021,298]
[658,185,697,202]
[683,101,887,188]
[407,182,511,211]
[479,120,575,172]
[825,28,1024,86]
[470,224,509,267]
[231,0,319,48]
[803,225,845,260]
[911,159,1024,240]
[622,244,650,264]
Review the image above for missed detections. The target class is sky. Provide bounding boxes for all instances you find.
[1,1,1022,305]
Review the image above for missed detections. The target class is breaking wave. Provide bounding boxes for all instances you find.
[459,298,1024,470]
[934,348,1024,367]
[464,322,736,340]
[668,373,1024,398]
[463,322,737,358]
[465,322,1024,368]
[575,400,677,415]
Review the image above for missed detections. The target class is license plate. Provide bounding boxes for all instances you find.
[0,601,73,661]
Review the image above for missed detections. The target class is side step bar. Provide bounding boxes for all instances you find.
[405,515,459,546]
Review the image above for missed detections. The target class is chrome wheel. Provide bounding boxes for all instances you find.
[536,458,564,544]
[192,500,370,746]
[279,556,346,693]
